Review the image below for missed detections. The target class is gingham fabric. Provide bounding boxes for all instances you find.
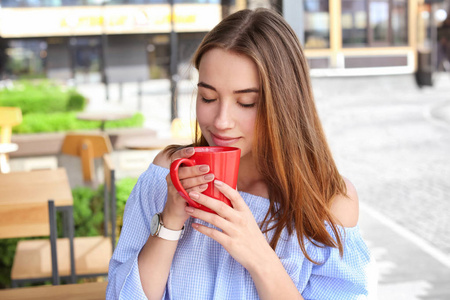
[107,164,372,299]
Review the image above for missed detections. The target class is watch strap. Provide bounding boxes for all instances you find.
[158,225,184,241]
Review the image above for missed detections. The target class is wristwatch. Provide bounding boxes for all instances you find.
[150,213,184,241]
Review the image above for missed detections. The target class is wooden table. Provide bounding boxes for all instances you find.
[77,112,134,131]
[124,136,192,150]
[0,168,73,208]
[0,281,107,300]
[0,168,74,240]
[0,168,76,284]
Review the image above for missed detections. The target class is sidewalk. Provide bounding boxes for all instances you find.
[360,203,450,299]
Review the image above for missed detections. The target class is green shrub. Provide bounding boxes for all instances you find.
[104,113,145,129]
[66,90,87,112]
[0,80,86,114]
[0,80,148,134]
[0,238,20,289]
[115,177,138,232]
[70,187,104,237]
[13,112,144,134]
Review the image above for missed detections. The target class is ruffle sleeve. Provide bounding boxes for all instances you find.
[300,224,376,299]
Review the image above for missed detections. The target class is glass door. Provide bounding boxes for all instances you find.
[368,0,391,46]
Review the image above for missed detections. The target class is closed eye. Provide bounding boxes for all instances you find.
[238,102,256,108]
[201,97,216,103]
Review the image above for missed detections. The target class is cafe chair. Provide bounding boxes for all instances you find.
[61,132,112,184]
[0,107,22,173]
[8,155,117,285]
[0,200,76,287]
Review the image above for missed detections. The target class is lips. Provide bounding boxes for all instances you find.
[211,133,241,146]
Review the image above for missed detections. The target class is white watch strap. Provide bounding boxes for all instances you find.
[158,225,183,241]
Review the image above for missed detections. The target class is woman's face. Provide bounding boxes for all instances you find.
[196,48,260,159]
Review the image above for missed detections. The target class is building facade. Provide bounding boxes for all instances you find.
[1,0,449,80]
[262,0,449,76]
[0,0,222,83]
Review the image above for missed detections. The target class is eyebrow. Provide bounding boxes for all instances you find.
[197,82,259,94]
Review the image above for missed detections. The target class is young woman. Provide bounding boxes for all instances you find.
[107,8,372,300]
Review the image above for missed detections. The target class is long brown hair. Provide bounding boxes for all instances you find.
[169,8,346,263]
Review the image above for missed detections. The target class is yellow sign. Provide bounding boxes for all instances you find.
[0,4,221,38]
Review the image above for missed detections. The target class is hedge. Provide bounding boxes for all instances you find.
[0,80,145,134]
[13,112,144,134]
[0,80,86,114]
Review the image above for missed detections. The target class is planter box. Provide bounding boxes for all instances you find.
[10,128,157,158]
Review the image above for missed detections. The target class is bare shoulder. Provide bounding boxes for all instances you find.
[330,177,359,228]
[152,150,171,169]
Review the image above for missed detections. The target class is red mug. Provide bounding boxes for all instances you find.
[170,146,241,213]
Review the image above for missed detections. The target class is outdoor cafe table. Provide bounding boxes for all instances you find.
[0,168,74,250]
[0,168,73,208]
[0,281,107,300]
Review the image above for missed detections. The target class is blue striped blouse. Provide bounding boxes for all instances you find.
[107,164,373,299]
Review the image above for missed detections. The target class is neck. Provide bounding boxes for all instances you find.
[237,153,269,199]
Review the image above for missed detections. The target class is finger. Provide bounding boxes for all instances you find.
[185,184,209,194]
[185,205,233,234]
[170,147,195,162]
[191,222,230,245]
[213,180,247,211]
[188,191,235,220]
[179,172,214,190]
[178,164,210,180]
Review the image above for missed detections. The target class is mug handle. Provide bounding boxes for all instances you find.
[170,158,202,209]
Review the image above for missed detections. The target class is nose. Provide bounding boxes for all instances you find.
[213,101,234,130]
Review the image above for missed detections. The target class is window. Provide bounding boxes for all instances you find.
[304,0,330,49]
[392,0,408,45]
[342,0,408,47]
[342,0,368,46]
[369,0,390,44]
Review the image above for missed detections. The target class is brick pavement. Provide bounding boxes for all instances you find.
[311,73,450,299]
[312,74,450,255]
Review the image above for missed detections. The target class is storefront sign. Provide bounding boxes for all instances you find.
[0,4,221,37]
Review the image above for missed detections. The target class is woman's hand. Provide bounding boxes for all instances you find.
[185,180,303,300]
[184,180,272,271]
[162,147,215,230]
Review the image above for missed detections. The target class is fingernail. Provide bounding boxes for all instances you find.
[198,165,209,172]
[204,174,214,181]
[185,206,195,214]
[199,184,208,190]
[185,147,195,155]
[189,191,200,199]
[214,180,223,186]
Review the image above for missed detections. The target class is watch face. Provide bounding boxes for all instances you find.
[150,214,160,235]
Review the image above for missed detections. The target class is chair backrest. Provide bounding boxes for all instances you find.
[61,133,113,182]
[0,107,22,144]
[61,133,112,158]
[102,153,117,252]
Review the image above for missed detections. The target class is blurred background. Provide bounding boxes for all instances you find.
[0,0,449,299]
[1,0,449,83]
